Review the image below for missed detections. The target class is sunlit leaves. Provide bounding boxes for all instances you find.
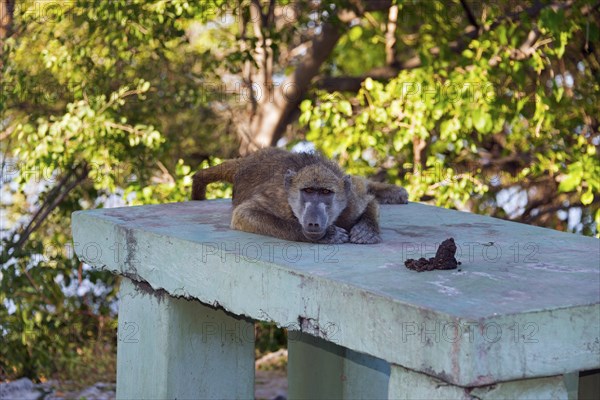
[1,0,233,379]
[581,191,594,206]
[471,109,492,134]
[301,1,598,237]
[331,16,386,76]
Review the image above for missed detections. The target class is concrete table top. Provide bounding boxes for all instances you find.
[72,200,600,387]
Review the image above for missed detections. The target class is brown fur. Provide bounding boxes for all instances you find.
[192,148,408,243]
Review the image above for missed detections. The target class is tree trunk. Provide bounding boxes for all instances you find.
[236,0,397,154]
[239,21,345,154]
[0,0,14,71]
[0,0,13,39]
[0,0,14,55]
[248,23,341,151]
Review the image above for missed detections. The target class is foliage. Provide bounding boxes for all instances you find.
[1,0,233,379]
[301,0,599,234]
[255,321,288,357]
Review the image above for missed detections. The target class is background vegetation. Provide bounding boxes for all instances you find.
[1,0,598,381]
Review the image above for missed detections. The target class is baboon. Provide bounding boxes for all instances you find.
[192,148,408,244]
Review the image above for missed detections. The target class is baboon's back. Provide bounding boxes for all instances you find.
[232,148,343,207]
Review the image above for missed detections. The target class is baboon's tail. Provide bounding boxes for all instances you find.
[191,158,242,200]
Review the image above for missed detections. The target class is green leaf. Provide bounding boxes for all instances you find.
[581,191,594,205]
[472,109,492,133]
[462,49,474,59]
[556,31,568,58]
[558,174,581,192]
[440,118,460,139]
[497,26,508,46]
[338,100,352,116]
[300,99,312,112]
[348,26,363,41]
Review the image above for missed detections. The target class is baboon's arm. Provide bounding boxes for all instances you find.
[349,200,381,244]
[232,203,349,244]
[232,203,308,242]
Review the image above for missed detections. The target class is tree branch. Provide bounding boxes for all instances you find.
[361,0,392,12]
[239,2,257,114]
[250,0,270,89]
[522,197,600,224]
[13,165,89,253]
[316,0,579,93]
[17,168,77,241]
[246,21,346,151]
[315,62,419,92]
[459,0,479,31]
[385,4,399,65]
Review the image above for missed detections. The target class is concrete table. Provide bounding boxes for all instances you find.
[71,200,600,399]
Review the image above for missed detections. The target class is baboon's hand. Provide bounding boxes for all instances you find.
[379,186,408,204]
[350,221,381,244]
[318,225,349,244]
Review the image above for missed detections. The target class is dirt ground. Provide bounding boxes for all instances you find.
[255,370,288,400]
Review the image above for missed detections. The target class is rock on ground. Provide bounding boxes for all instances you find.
[0,378,42,400]
[0,379,115,400]
[1,371,286,399]
[255,370,288,400]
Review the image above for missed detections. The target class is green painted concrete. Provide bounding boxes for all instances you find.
[388,364,570,399]
[563,372,579,400]
[116,278,254,399]
[288,331,390,399]
[72,200,600,387]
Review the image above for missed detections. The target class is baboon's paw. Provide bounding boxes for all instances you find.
[350,222,381,244]
[318,225,350,244]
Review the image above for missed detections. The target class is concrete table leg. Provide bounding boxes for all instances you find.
[288,331,390,399]
[116,278,255,399]
[563,372,579,399]
[387,364,570,400]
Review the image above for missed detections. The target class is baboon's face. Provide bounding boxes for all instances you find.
[296,187,338,240]
[285,166,350,241]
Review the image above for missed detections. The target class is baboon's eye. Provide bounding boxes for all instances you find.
[320,189,333,195]
[302,188,315,194]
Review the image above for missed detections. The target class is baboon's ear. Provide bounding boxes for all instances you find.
[284,169,297,190]
[343,175,353,195]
